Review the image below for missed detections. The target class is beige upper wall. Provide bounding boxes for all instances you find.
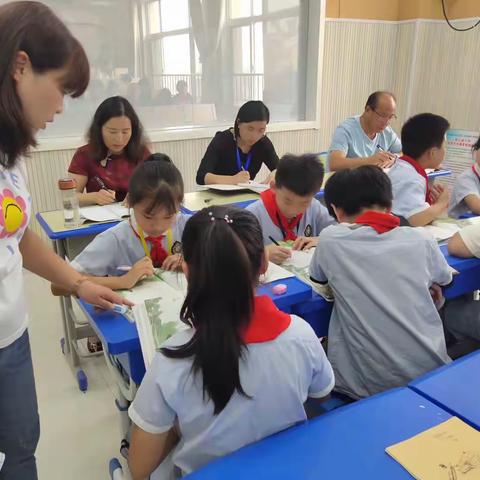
[326,0,480,20]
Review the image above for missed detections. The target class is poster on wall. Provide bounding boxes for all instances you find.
[444,129,479,183]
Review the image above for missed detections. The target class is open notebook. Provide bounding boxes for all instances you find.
[80,203,129,223]
[420,216,480,242]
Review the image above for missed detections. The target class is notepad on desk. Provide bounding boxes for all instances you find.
[80,203,129,223]
[204,181,268,194]
[386,417,480,479]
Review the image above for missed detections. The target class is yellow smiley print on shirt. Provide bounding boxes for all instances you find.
[0,189,27,238]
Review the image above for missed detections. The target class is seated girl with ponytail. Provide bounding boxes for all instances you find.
[127,206,335,479]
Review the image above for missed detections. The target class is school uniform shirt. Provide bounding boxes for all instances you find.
[68,144,150,201]
[195,129,279,185]
[70,212,189,276]
[129,303,334,477]
[0,161,32,349]
[309,223,452,400]
[246,196,335,245]
[388,158,430,219]
[328,115,402,161]
[448,166,480,218]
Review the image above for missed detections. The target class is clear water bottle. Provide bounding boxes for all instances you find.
[58,178,80,227]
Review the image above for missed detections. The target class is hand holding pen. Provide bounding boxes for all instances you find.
[93,176,116,205]
[375,145,397,169]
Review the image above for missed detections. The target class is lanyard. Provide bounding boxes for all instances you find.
[236,147,252,173]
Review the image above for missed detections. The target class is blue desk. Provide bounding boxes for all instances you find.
[82,277,312,387]
[441,244,480,299]
[291,291,332,337]
[185,388,451,479]
[409,350,480,430]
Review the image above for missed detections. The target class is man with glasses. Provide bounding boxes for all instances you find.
[328,91,402,171]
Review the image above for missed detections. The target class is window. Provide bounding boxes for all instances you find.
[2,0,322,145]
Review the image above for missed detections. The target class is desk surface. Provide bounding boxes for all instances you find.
[85,277,312,356]
[36,211,119,240]
[410,350,480,430]
[185,388,451,480]
[182,190,260,214]
[440,244,480,298]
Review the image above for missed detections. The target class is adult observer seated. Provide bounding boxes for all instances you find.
[328,91,402,171]
[196,101,279,186]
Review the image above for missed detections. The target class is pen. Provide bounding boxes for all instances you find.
[376,144,385,151]
[268,235,280,246]
[93,175,107,190]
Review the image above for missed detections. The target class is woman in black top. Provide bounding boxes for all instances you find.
[196,101,279,185]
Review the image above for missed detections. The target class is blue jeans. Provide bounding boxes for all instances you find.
[0,330,40,480]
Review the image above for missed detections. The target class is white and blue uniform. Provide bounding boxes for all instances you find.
[449,166,480,218]
[328,115,402,163]
[388,159,429,219]
[71,213,189,275]
[129,315,334,477]
[246,198,335,246]
[309,223,452,399]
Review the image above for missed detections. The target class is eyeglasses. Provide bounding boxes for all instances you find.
[373,109,397,121]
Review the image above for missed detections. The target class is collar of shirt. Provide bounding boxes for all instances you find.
[243,295,291,343]
[354,210,400,234]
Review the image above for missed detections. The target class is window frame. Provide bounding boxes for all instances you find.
[34,0,325,152]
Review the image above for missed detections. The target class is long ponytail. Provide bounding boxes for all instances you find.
[161,206,265,414]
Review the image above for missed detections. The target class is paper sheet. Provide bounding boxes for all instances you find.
[206,184,250,192]
[237,181,270,193]
[260,262,295,284]
[283,249,315,270]
[386,417,480,480]
[80,202,129,222]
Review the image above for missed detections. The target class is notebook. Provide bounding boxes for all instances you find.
[80,203,129,223]
[386,417,480,479]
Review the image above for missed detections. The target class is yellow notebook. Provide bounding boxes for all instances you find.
[386,417,480,479]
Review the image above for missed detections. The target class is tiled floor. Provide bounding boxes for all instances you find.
[26,271,131,479]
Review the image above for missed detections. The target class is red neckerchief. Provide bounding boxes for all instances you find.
[400,155,432,204]
[243,295,291,343]
[129,220,168,267]
[354,210,400,234]
[260,189,303,241]
[472,164,480,181]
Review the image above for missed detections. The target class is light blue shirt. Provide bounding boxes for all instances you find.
[310,223,451,399]
[328,115,402,162]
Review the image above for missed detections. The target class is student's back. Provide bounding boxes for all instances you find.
[312,224,451,399]
[310,166,452,400]
[131,313,332,475]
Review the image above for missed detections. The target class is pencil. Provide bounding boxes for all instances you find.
[268,236,280,246]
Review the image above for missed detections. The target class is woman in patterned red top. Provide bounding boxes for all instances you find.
[68,96,150,206]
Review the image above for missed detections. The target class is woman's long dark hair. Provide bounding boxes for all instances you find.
[87,96,147,164]
[234,100,270,138]
[161,206,265,414]
[0,1,89,168]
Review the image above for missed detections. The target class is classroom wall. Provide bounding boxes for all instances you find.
[29,1,480,239]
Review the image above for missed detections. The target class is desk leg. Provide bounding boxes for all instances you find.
[53,239,72,358]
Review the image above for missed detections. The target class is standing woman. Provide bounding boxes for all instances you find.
[68,95,150,206]
[0,3,128,478]
[196,101,279,185]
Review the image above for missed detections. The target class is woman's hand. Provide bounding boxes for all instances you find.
[292,236,318,251]
[76,280,133,310]
[90,189,116,205]
[231,170,250,184]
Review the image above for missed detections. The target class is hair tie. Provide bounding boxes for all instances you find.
[208,211,234,224]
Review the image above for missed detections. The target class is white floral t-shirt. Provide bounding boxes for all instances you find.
[0,161,31,348]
